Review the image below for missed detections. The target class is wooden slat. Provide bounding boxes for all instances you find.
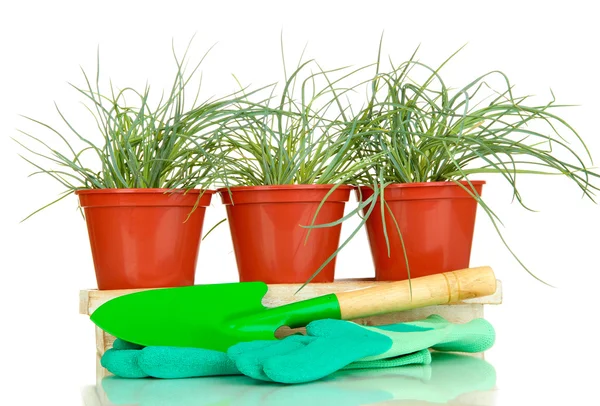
[80,280,502,315]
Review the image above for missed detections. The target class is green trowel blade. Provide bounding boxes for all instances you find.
[90,282,341,352]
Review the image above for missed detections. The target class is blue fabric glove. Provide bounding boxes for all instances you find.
[101,315,495,384]
[102,339,238,379]
[228,315,494,383]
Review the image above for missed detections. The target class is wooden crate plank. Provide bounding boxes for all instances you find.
[80,280,502,315]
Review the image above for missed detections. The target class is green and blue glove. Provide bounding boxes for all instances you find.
[101,314,495,384]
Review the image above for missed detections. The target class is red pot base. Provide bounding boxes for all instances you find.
[219,185,351,284]
[357,181,485,281]
[77,188,214,290]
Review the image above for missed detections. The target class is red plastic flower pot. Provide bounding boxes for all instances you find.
[218,185,352,284]
[356,181,485,281]
[76,188,215,290]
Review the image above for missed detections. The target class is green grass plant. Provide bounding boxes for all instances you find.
[349,45,600,283]
[14,39,252,220]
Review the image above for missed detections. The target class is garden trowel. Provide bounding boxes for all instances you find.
[91,266,496,352]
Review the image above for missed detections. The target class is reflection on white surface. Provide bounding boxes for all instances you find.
[83,353,497,406]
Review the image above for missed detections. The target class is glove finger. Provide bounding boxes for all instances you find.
[227,339,285,358]
[358,325,450,361]
[263,333,390,384]
[138,346,239,378]
[308,320,395,358]
[402,314,450,329]
[310,318,432,337]
[372,323,432,333]
[345,348,432,370]
[307,319,400,343]
[101,348,148,378]
[228,335,314,382]
[431,318,495,353]
[306,319,390,338]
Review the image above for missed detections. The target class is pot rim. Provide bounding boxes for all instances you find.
[355,180,486,189]
[217,184,353,193]
[75,188,216,195]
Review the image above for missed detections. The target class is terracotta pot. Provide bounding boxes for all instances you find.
[356,181,485,281]
[76,188,214,290]
[218,185,352,283]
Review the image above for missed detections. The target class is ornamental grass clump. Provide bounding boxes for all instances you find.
[214,58,373,188]
[350,46,600,283]
[14,40,252,220]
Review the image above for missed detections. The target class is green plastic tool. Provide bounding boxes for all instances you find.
[90,266,496,352]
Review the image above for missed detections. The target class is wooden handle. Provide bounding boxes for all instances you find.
[336,266,497,320]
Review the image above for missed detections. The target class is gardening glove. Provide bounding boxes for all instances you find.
[228,314,495,383]
[101,315,494,384]
[100,352,495,406]
[101,323,427,380]
[101,339,239,379]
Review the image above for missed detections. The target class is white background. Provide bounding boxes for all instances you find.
[1,1,599,405]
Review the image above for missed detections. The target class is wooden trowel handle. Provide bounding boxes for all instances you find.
[335,266,497,320]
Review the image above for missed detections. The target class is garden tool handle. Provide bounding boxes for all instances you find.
[335,266,497,320]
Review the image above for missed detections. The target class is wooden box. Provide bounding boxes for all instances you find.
[80,279,502,378]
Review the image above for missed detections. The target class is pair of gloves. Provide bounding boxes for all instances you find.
[102,314,495,384]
